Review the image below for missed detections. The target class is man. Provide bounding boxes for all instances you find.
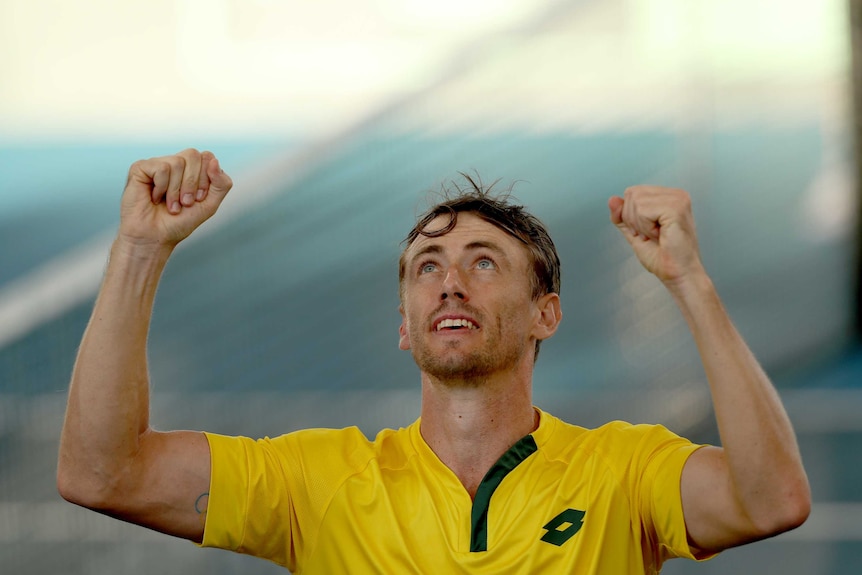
[58,148,810,573]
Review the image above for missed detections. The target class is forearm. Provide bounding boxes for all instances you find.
[670,272,810,530]
[58,238,173,504]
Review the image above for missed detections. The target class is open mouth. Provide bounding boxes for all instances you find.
[435,318,479,331]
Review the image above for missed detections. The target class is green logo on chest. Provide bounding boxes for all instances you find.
[540,508,586,546]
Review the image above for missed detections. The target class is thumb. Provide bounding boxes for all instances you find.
[206,157,233,197]
[608,196,624,226]
[608,195,634,236]
[608,195,642,248]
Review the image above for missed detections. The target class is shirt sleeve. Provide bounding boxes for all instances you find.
[630,424,717,563]
[199,427,373,572]
[199,432,297,569]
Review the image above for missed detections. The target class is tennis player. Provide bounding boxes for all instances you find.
[58,148,810,573]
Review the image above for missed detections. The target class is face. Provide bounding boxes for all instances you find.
[399,212,554,383]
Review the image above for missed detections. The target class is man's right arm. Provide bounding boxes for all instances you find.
[57,149,233,542]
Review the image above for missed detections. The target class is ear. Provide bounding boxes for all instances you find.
[532,292,561,341]
[398,305,411,350]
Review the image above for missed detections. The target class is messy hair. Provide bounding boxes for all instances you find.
[399,173,561,359]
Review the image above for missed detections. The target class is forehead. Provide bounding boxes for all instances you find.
[404,211,528,261]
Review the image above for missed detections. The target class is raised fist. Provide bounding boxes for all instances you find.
[119,148,233,247]
[608,185,705,285]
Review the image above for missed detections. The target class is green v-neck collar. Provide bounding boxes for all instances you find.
[469,434,538,552]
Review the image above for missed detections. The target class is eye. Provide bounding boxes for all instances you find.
[420,262,437,274]
[476,258,496,270]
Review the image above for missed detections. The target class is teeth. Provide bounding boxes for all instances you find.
[436,318,477,331]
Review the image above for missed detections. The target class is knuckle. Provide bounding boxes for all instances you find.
[168,155,185,170]
[179,147,201,158]
[127,160,146,182]
[155,160,174,177]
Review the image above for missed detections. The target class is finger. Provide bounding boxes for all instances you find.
[632,201,660,241]
[206,157,231,194]
[634,193,663,242]
[642,217,661,241]
[196,150,214,202]
[608,196,624,226]
[622,188,640,238]
[204,156,233,207]
[126,158,167,205]
[608,195,641,248]
[624,187,661,241]
[164,155,186,214]
[150,162,171,204]
[177,148,202,208]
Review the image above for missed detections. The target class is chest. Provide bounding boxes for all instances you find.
[303,455,650,575]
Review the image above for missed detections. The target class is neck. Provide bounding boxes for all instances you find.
[419,367,538,498]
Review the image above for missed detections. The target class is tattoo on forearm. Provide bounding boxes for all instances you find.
[195,492,209,527]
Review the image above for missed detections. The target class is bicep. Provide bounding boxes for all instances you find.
[680,445,760,553]
[107,429,212,543]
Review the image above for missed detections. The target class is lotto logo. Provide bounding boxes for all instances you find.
[540,509,586,546]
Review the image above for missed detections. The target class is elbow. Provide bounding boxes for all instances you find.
[57,437,97,508]
[56,459,121,511]
[57,430,154,512]
[57,465,98,509]
[752,479,812,538]
[57,474,81,506]
[57,454,79,504]
[777,472,812,533]
[778,488,811,533]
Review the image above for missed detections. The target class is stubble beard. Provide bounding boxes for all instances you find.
[410,318,528,386]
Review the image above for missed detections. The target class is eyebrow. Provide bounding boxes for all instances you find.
[407,240,510,268]
[464,241,508,259]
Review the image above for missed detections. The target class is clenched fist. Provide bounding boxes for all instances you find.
[608,186,705,286]
[119,148,233,247]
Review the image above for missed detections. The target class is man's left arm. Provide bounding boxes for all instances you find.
[609,186,810,554]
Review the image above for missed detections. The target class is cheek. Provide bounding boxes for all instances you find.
[401,305,423,337]
[401,282,439,320]
[398,305,420,350]
[499,295,538,332]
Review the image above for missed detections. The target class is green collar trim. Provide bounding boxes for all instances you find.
[469,434,539,552]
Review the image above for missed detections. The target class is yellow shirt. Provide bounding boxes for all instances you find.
[202,409,709,574]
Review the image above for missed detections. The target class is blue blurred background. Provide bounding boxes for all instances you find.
[1,0,860,573]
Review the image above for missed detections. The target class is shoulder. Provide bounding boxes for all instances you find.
[537,413,695,469]
[274,426,373,453]
[204,427,370,479]
[206,423,417,471]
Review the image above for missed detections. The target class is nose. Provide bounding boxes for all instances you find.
[441,266,468,301]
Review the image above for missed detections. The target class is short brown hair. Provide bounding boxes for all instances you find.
[399,174,561,359]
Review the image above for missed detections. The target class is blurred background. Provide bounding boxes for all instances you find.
[1,0,860,573]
